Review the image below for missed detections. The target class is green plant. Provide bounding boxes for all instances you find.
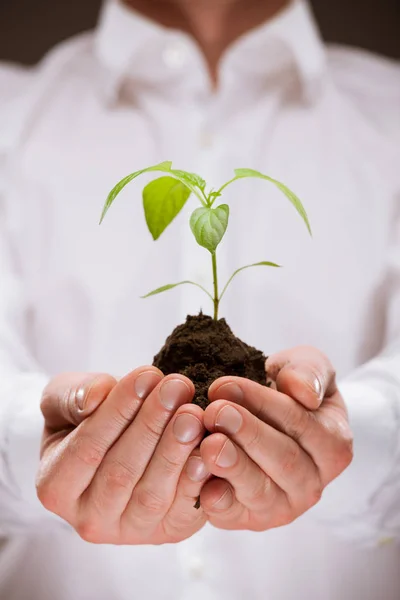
[100,161,311,320]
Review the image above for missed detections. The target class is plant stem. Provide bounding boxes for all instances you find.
[215,175,239,196]
[212,252,219,320]
[202,188,210,207]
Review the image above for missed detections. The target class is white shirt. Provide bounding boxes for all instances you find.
[0,1,400,598]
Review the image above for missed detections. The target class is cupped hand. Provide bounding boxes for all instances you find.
[36,367,209,544]
[198,346,353,531]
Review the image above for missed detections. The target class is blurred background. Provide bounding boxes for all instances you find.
[0,0,399,65]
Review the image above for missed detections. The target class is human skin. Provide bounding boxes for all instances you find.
[36,349,353,543]
[36,0,353,542]
[122,0,290,82]
[38,369,208,544]
[199,348,353,528]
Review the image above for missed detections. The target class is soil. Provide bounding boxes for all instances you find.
[153,313,267,409]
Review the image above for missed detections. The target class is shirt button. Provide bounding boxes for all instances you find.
[162,41,187,69]
[187,556,204,578]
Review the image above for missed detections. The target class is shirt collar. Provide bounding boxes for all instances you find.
[94,0,326,104]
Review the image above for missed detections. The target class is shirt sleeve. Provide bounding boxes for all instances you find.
[313,209,400,547]
[0,65,53,534]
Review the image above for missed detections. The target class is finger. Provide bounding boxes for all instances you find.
[199,477,245,530]
[265,346,337,409]
[203,401,322,509]
[177,450,211,506]
[209,377,314,440]
[209,378,351,486]
[161,450,211,540]
[37,367,163,516]
[41,372,117,431]
[200,433,287,512]
[123,449,210,543]
[82,374,194,523]
[125,404,205,533]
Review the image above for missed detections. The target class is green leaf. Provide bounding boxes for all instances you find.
[220,261,281,300]
[190,204,229,253]
[216,168,311,235]
[142,280,213,300]
[143,176,191,240]
[100,161,172,223]
[171,170,206,191]
[233,168,311,235]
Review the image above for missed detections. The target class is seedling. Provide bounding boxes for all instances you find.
[100,161,311,319]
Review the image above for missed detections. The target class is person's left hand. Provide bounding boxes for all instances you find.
[198,346,353,531]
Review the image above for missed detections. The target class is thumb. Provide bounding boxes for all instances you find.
[41,372,117,430]
[265,346,337,410]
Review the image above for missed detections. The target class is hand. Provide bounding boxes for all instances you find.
[198,346,353,531]
[36,367,208,544]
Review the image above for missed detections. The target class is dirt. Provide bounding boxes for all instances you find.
[153,313,267,409]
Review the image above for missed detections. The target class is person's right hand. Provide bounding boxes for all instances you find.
[36,367,208,545]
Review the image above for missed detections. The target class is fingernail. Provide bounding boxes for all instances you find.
[314,377,323,401]
[76,386,87,411]
[75,377,97,411]
[185,456,209,482]
[173,414,203,443]
[296,368,323,401]
[160,379,191,410]
[216,405,242,434]
[214,383,243,404]
[216,439,238,468]
[213,487,234,510]
[135,371,163,400]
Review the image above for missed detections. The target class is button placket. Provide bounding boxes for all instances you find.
[177,529,206,581]
[187,555,205,579]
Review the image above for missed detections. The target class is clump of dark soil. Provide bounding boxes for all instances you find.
[153,313,267,409]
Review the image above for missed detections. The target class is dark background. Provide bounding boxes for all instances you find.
[0,0,399,65]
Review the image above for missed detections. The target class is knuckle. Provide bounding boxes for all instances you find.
[141,417,165,446]
[309,482,324,506]
[160,452,184,476]
[36,479,59,513]
[76,519,102,544]
[251,476,274,508]
[70,433,107,469]
[281,405,311,442]
[246,418,262,452]
[134,486,169,517]
[112,395,140,427]
[276,507,296,527]
[103,459,137,492]
[162,513,198,543]
[280,440,301,477]
[301,472,324,509]
[337,436,354,471]
[257,499,294,529]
